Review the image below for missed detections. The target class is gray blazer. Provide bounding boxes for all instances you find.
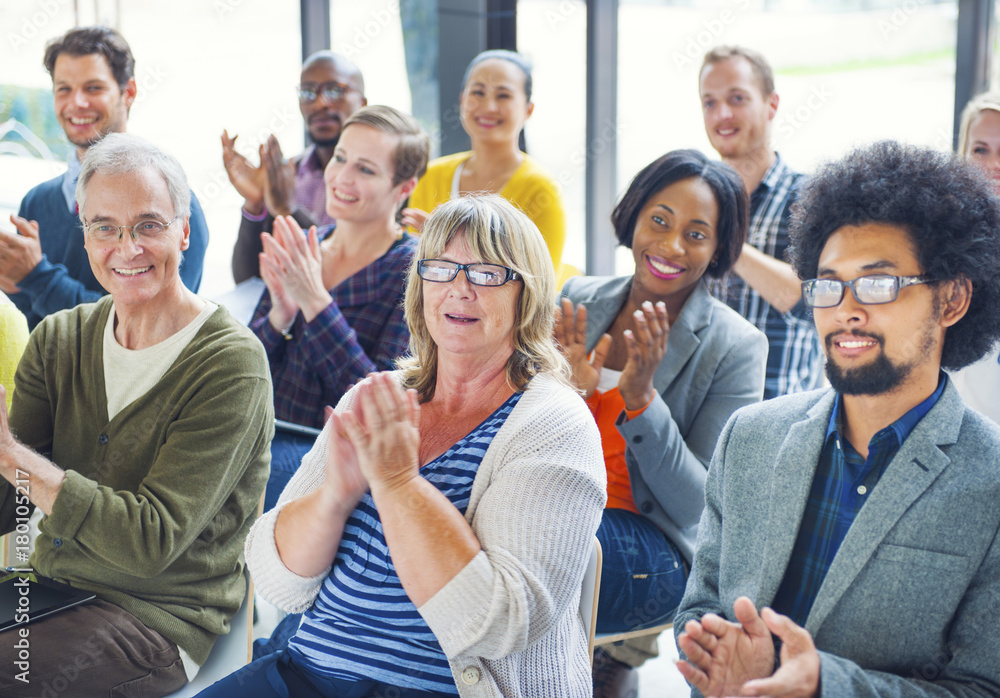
[561,276,767,562]
[675,381,1000,695]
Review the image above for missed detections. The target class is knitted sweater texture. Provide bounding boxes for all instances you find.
[0,297,273,664]
[246,372,606,697]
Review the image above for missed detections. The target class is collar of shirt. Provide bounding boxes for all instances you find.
[755,151,789,195]
[62,150,83,214]
[825,371,949,452]
[297,144,324,174]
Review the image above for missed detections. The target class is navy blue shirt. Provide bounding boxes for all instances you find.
[771,375,947,626]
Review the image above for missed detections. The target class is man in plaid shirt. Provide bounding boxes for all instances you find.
[699,46,822,399]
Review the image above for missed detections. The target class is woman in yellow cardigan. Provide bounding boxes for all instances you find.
[403,50,566,273]
[0,291,28,411]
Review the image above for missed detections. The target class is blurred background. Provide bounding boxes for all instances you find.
[0,0,992,296]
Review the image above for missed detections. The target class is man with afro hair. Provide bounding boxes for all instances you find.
[675,140,1000,696]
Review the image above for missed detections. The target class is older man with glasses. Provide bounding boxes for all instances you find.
[0,133,272,697]
[674,141,1000,696]
[223,51,367,283]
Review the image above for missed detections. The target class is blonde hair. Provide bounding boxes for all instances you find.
[397,195,569,401]
[957,91,1000,157]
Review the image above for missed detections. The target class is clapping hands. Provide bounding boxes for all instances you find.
[554,298,611,399]
[259,216,332,331]
[676,597,820,698]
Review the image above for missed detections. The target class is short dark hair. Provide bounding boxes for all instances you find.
[43,26,134,89]
[611,149,748,278]
[341,105,429,186]
[701,46,775,97]
[461,49,533,102]
[788,140,1000,371]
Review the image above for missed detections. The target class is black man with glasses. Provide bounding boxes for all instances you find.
[675,141,1000,697]
[0,133,272,697]
[2,26,208,329]
[224,51,367,283]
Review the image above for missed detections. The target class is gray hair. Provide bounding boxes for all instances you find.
[77,133,191,224]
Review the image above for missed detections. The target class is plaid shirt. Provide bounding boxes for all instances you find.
[251,229,416,428]
[706,154,823,398]
[771,376,947,626]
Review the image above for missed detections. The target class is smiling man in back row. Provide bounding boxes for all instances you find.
[675,141,1000,696]
[0,26,208,329]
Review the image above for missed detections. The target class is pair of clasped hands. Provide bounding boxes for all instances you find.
[255,214,332,335]
[221,131,298,222]
[554,297,670,410]
[676,597,821,697]
[321,372,422,510]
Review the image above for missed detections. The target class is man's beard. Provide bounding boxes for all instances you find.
[825,343,912,395]
[824,324,935,396]
[311,133,340,148]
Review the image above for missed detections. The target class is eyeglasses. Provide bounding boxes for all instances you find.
[297,82,355,103]
[84,217,179,244]
[417,259,521,287]
[801,274,932,308]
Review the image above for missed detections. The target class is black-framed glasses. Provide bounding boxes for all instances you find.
[801,274,932,308]
[83,216,179,244]
[417,259,521,287]
[297,82,354,103]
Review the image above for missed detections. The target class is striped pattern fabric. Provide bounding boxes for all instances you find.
[286,391,523,693]
[706,153,823,398]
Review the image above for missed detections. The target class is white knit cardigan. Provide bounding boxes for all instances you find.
[245,372,607,697]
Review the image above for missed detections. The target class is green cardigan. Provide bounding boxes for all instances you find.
[0,297,274,664]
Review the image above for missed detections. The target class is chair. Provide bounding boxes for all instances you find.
[165,571,255,697]
[167,492,264,696]
[580,537,603,660]
[580,537,674,663]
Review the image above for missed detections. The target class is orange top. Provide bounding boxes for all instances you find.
[585,388,653,514]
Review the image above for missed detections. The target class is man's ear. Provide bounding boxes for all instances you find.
[123,77,137,111]
[767,91,779,121]
[940,275,972,328]
[180,217,191,252]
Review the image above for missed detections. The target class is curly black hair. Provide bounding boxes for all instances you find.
[611,149,748,278]
[788,140,1000,370]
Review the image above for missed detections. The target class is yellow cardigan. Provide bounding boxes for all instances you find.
[409,151,566,271]
[0,292,28,411]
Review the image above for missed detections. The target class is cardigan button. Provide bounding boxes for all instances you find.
[632,434,643,444]
[641,502,653,514]
[460,667,481,685]
[98,434,109,445]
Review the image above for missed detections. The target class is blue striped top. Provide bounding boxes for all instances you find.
[287,391,523,693]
